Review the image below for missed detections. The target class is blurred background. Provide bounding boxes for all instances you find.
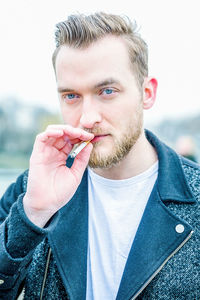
[0,0,200,197]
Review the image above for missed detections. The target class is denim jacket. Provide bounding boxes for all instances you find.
[0,130,199,299]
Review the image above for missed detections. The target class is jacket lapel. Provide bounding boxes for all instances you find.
[116,182,193,300]
[48,169,89,300]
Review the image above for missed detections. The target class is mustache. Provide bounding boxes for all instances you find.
[83,127,107,135]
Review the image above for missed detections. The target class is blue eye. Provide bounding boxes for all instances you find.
[67,94,76,99]
[62,93,80,102]
[104,88,113,94]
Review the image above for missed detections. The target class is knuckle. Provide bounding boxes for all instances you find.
[36,132,43,139]
[46,125,53,130]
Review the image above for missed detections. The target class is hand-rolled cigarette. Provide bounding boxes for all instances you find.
[70,141,91,158]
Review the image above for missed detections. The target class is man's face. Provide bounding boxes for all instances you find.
[55,36,145,168]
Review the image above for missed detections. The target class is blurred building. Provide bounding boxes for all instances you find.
[149,113,200,163]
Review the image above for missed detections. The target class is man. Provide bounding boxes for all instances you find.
[0,12,199,300]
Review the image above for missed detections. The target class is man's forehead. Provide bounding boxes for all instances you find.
[55,35,130,66]
[55,35,136,90]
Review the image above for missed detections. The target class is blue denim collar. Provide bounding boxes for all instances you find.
[145,129,196,203]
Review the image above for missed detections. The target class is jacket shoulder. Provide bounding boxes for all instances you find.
[180,156,200,199]
[0,169,29,223]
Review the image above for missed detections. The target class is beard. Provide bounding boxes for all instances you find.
[87,105,143,169]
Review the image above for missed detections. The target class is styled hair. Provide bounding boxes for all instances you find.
[52,12,148,87]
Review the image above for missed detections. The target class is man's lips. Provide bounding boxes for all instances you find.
[91,134,109,143]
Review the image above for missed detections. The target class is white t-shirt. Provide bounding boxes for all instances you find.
[86,162,158,300]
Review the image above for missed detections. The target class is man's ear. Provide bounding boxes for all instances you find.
[142,77,158,110]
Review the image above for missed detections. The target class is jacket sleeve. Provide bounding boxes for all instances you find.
[0,171,49,299]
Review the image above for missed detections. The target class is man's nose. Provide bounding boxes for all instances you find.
[79,98,102,129]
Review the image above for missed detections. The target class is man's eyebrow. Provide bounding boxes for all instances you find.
[94,78,121,89]
[57,87,75,93]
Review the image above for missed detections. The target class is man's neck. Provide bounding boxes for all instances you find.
[91,131,158,180]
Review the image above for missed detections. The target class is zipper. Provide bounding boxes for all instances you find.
[40,247,52,300]
[130,230,194,300]
[17,287,25,299]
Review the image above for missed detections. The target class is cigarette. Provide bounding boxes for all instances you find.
[70,141,91,158]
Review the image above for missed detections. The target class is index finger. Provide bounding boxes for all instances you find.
[47,124,94,141]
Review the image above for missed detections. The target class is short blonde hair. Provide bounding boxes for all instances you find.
[52,12,148,87]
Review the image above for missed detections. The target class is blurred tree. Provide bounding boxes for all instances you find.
[175,135,197,162]
[0,97,61,168]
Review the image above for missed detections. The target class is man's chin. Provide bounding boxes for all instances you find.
[88,147,114,169]
[88,158,115,169]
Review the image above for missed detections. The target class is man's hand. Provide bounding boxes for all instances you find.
[23,125,94,227]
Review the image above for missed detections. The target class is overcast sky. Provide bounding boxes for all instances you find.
[0,0,200,124]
